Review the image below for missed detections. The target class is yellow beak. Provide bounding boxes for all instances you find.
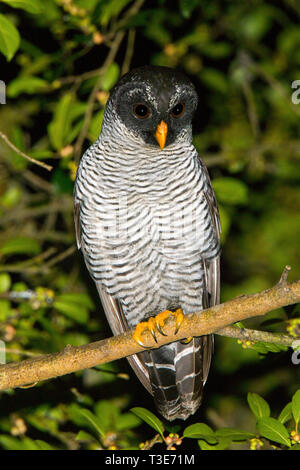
[155,121,168,149]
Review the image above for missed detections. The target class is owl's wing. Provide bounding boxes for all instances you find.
[74,199,152,394]
[198,155,221,304]
[197,155,221,381]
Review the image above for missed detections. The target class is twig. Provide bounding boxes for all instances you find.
[141,434,162,450]
[2,348,40,358]
[241,79,260,139]
[218,325,295,347]
[121,29,136,76]
[23,170,54,193]
[0,196,73,225]
[278,265,291,284]
[0,267,299,391]
[0,131,53,172]
[0,247,57,274]
[43,245,76,269]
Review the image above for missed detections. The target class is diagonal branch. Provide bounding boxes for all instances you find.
[0,131,53,171]
[0,267,299,391]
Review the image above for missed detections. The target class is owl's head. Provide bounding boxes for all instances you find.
[104,66,198,149]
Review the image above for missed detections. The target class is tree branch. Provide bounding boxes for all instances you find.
[0,131,53,171]
[0,267,299,391]
[218,325,295,347]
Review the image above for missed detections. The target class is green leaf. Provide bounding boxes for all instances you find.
[0,13,20,61]
[179,0,199,19]
[26,413,58,434]
[200,42,232,59]
[54,299,88,324]
[7,76,49,97]
[94,400,119,432]
[0,273,11,293]
[0,0,42,14]
[51,169,73,195]
[0,299,11,320]
[218,205,231,242]
[0,435,40,450]
[101,63,120,91]
[247,392,270,420]
[97,0,131,27]
[200,68,228,94]
[130,407,164,437]
[0,237,41,256]
[212,177,249,205]
[278,402,293,424]
[57,293,95,310]
[292,390,300,426]
[241,6,273,41]
[48,92,74,150]
[116,412,142,431]
[69,405,105,439]
[257,417,291,447]
[88,109,104,142]
[215,428,255,441]
[75,430,95,442]
[198,437,231,450]
[78,409,105,439]
[0,185,21,208]
[183,423,217,444]
[34,440,58,450]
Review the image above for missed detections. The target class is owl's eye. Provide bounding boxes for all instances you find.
[133,103,151,119]
[171,102,185,118]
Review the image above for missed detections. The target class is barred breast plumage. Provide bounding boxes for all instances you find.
[74,66,221,420]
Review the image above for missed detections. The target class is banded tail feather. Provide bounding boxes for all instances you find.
[144,335,213,420]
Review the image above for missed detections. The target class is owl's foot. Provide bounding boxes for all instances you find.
[133,317,157,348]
[133,309,184,348]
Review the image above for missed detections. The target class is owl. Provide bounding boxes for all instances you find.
[74,66,220,420]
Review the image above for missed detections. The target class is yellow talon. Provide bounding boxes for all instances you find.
[132,308,185,348]
[155,310,172,335]
[147,317,157,342]
[172,308,184,335]
[133,321,152,348]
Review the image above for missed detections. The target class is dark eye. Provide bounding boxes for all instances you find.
[171,102,185,118]
[133,103,151,119]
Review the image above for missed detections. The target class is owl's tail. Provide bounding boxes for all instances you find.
[143,335,213,421]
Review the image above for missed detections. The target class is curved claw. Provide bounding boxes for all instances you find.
[148,317,157,343]
[156,322,168,336]
[173,308,184,335]
[154,309,172,336]
[137,342,153,349]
